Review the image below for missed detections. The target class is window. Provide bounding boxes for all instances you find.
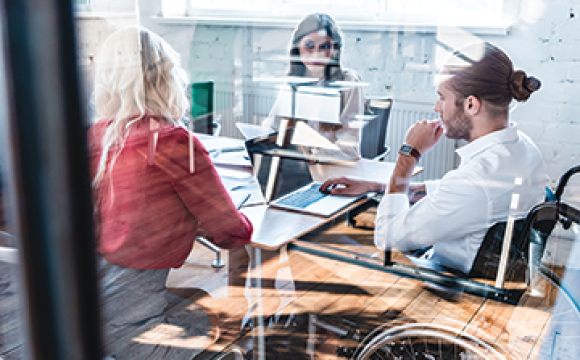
[271,0,380,20]
[383,0,504,25]
[186,0,506,25]
[190,0,269,11]
[187,0,381,20]
[73,0,91,12]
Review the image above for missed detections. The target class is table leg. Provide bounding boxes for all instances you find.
[244,246,265,360]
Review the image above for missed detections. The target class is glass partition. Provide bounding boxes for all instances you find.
[1,0,578,359]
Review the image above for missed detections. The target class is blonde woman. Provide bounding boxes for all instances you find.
[89,26,253,359]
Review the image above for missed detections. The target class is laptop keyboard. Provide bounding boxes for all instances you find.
[276,183,327,209]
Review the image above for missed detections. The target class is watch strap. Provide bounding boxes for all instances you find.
[398,144,421,160]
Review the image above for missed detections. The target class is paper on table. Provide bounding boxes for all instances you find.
[200,137,245,152]
[211,150,252,167]
[200,136,251,167]
[232,192,251,209]
[216,167,253,180]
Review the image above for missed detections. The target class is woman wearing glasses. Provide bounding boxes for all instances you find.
[263,13,365,160]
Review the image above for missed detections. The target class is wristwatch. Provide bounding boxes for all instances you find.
[398,144,421,160]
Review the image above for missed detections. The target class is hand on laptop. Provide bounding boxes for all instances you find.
[320,176,384,196]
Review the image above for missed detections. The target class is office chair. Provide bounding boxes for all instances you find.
[190,80,221,136]
[359,96,393,161]
[345,97,393,227]
[190,80,225,267]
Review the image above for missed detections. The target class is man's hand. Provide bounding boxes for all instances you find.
[405,120,444,155]
[387,120,441,195]
[320,177,383,196]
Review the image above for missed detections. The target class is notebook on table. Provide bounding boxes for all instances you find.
[244,128,361,217]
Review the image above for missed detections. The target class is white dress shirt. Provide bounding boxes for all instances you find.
[375,124,549,274]
[263,70,364,159]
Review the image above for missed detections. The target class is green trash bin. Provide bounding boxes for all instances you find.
[190,80,214,135]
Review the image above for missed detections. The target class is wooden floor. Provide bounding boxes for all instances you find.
[165,212,579,360]
[0,212,24,359]
[1,210,579,359]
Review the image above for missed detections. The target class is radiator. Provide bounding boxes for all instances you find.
[214,89,237,135]
[214,90,458,181]
[215,85,278,138]
[383,100,458,181]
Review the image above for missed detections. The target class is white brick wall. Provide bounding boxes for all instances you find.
[79,0,580,198]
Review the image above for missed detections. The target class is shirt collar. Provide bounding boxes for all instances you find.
[456,122,519,163]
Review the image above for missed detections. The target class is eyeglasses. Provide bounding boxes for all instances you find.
[301,41,340,52]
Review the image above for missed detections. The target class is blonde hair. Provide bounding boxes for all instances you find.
[91,26,189,187]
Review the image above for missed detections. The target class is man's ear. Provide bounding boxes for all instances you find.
[463,95,481,116]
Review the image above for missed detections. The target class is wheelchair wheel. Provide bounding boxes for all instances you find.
[353,321,506,360]
[353,262,580,360]
[521,264,580,359]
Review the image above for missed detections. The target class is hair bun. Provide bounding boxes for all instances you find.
[523,76,541,93]
[509,70,541,102]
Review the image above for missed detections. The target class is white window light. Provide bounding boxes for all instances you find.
[272,0,380,20]
[382,0,504,26]
[187,0,270,17]
[182,0,508,29]
[187,0,381,20]
[73,0,91,12]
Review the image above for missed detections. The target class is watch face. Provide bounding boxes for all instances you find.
[400,144,412,154]
[399,144,420,159]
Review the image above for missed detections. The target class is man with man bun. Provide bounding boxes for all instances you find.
[321,42,549,274]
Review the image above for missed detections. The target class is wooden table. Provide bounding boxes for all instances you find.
[177,212,575,360]
[176,135,573,359]
[190,134,432,358]
[230,152,415,359]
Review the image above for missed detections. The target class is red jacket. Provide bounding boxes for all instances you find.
[89,117,253,269]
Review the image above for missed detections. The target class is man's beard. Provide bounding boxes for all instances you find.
[443,107,473,141]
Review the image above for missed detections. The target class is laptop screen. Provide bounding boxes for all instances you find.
[245,128,314,203]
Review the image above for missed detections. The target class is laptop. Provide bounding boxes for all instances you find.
[245,128,362,217]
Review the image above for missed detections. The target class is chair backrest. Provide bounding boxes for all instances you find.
[190,80,214,135]
[470,188,564,282]
[469,219,550,281]
[360,97,393,159]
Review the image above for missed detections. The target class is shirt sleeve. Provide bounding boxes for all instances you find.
[166,130,253,249]
[424,179,441,194]
[333,72,364,159]
[335,71,364,158]
[374,170,489,252]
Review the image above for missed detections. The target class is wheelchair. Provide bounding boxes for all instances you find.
[284,165,580,359]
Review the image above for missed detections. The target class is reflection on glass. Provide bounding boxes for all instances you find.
[61,3,580,359]
[0,14,24,357]
[0,206,23,358]
[89,26,252,358]
[262,13,365,160]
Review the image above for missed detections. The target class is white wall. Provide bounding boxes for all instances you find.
[81,0,580,196]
